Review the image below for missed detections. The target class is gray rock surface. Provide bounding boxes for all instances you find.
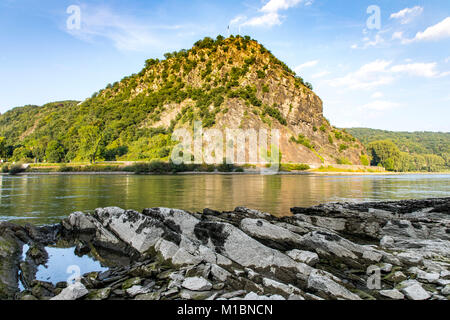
[0,198,449,301]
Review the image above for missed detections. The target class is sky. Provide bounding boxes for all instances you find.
[0,0,449,132]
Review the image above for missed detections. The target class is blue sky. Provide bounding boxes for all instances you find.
[0,0,449,131]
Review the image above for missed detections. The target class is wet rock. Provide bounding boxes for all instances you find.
[51,282,88,300]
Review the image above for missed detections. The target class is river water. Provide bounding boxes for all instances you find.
[0,174,449,225]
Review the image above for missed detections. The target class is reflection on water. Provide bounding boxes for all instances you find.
[0,174,449,225]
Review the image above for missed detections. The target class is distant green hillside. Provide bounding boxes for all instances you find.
[347,128,450,172]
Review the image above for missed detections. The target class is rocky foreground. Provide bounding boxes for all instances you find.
[1,198,449,301]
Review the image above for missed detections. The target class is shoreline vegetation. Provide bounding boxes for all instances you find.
[1,161,448,176]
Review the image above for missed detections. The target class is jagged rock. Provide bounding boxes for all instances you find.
[441,285,450,296]
[1,198,449,301]
[417,271,440,283]
[242,292,286,300]
[386,271,408,283]
[126,285,149,297]
[182,277,212,291]
[180,290,215,300]
[379,289,404,300]
[51,282,88,300]
[240,218,303,249]
[262,278,302,297]
[220,290,247,299]
[380,236,395,248]
[86,287,111,300]
[307,270,361,300]
[286,250,319,266]
[397,252,423,265]
[401,283,431,300]
[380,263,393,273]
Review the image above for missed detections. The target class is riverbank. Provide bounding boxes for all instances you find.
[3,161,449,176]
[1,198,449,300]
[2,170,449,176]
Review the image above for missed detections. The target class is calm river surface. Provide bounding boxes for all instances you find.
[0,174,449,225]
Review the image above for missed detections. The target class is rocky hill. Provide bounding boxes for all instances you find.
[0,36,365,165]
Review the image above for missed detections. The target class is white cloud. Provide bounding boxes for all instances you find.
[360,100,401,111]
[330,60,395,90]
[390,62,441,78]
[352,34,385,49]
[311,71,331,79]
[241,12,282,27]
[413,17,450,41]
[238,0,312,28]
[261,0,305,13]
[294,60,319,72]
[65,5,200,51]
[330,59,448,91]
[371,92,384,99]
[392,31,403,40]
[390,6,423,24]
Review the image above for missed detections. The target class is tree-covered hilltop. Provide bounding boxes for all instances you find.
[347,128,450,172]
[0,35,364,165]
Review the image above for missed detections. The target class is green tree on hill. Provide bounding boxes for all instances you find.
[78,125,103,163]
[367,140,400,171]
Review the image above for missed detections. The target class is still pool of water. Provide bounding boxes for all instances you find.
[0,174,449,225]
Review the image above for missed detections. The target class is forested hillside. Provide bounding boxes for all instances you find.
[347,128,450,172]
[0,36,365,165]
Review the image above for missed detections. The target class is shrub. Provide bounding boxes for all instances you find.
[8,163,25,175]
[337,157,352,165]
[281,163,310,172]
[328,135,334,144]
[263,105,287,125]
[360,155,370,166]
[339,144,349,152]
[291,134,314,150]
[1,165,9,173]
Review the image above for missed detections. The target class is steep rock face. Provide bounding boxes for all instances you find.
[0,36,365,165]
